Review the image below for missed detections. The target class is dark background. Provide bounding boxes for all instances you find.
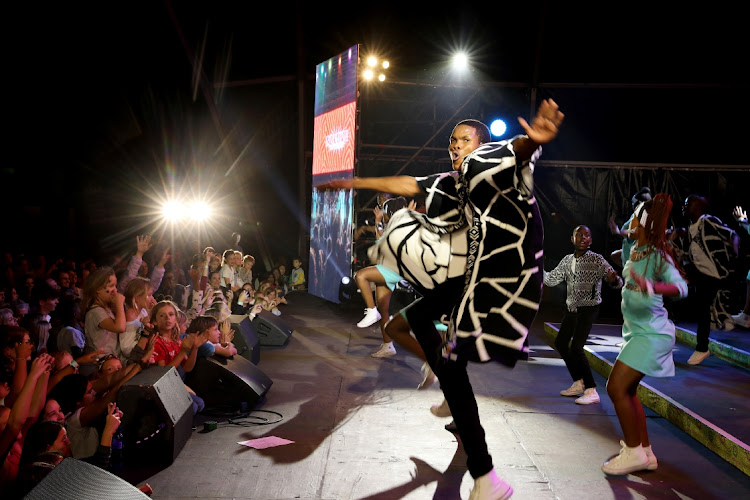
[4,1,748,297]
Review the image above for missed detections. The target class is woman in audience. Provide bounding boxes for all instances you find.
[0,308,17,326]
[0,326,34,408]
[20,314,50,354]
[81,267,126,373]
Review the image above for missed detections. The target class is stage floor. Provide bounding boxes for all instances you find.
[136,292,750,500]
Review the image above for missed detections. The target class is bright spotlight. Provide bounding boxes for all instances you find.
[188,201,210,222]
[367,56,377,67]
[378,74,386,82]
[382,60,390,69]
[341,276,351,285]
[490,119,507,137]
[161,201,183,222]
[452,52,469,71]
[363,69,374,80]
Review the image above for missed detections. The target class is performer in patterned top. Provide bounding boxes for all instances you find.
[317,99,564,500]
[543,225,623,405]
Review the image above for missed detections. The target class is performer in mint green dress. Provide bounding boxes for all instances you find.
[602,194,688,476]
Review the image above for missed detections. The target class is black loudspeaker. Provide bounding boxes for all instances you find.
[184,355,272,410]
[25,457,150,499]
[116,366,193,465]
[252,309,293,347]
[228,314,260,364]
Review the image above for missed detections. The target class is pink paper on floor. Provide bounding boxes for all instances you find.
[238,436,295,449]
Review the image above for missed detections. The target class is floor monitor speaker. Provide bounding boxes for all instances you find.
[252,309,293,347]
[184,355,272,411]
[24,457,150,499]
[228,314,260,364]
[117,366,193,465]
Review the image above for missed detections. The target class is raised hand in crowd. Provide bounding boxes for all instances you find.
[219,320,235,344]
[135,235,153,258]
[100,402,124,448]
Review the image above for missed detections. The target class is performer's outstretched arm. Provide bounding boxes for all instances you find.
[316,175,422,196]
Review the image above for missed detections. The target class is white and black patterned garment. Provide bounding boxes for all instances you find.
[369,138,545,365]
[543,250,623,312]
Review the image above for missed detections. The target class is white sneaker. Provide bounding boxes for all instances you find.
[575,388,600,405]
[468,468,513,500]
[731,312,750,328]
[371,342,396,358]
[602,442,650,475]
[417,362,437,390]
[357,308,381,328]
[560,379,584,397]
[430,398,452,417]
[687,350,710,365]
[633,441,658,471]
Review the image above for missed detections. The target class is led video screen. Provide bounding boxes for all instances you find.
[310,45,358,303]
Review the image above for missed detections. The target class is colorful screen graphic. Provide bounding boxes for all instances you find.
[310,45,358,303]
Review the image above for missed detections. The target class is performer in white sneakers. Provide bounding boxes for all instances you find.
[603,194,688,475]
[318,99,564,499]
[543,225,623,405]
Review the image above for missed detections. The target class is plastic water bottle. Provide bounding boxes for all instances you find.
[111,426,124,472]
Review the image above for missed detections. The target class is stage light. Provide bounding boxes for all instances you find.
[382,60,389,69]
[378,74,386,82]
[341,276,350,285]
[452,52,469,71]
[363,69,374,80]
[161,201,183,222]
[188,201,211,222]
[490,119,507,137]
[367,56,377,67]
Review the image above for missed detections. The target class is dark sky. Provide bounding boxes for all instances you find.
[5,1,748,261]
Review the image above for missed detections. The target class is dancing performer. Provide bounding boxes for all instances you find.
[544,225,623,405]
[318,99,564,500]
[602,194,687,474]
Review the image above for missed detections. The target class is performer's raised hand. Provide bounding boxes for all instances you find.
[518,98,565,145]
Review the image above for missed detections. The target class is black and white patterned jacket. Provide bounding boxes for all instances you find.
[368,137,544,365]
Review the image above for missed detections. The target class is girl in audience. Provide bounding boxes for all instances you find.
[150,301,207,373]
[239,255,255,287]
[121,277,156,361]
[81,267,126,373]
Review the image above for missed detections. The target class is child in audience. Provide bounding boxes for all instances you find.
[190,316,238,358]
[81,267,126,372]
[289,257,306,290]
[121,277,156,361]
[544,225,623,404]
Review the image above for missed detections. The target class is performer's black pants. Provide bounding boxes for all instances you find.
[692,271,722,352]
[554,305,599,389]
[404,277,493,479]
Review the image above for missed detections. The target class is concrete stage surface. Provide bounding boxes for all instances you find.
[128,291,750,500]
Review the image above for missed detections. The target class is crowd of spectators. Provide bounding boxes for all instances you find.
[0,235,306,497]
